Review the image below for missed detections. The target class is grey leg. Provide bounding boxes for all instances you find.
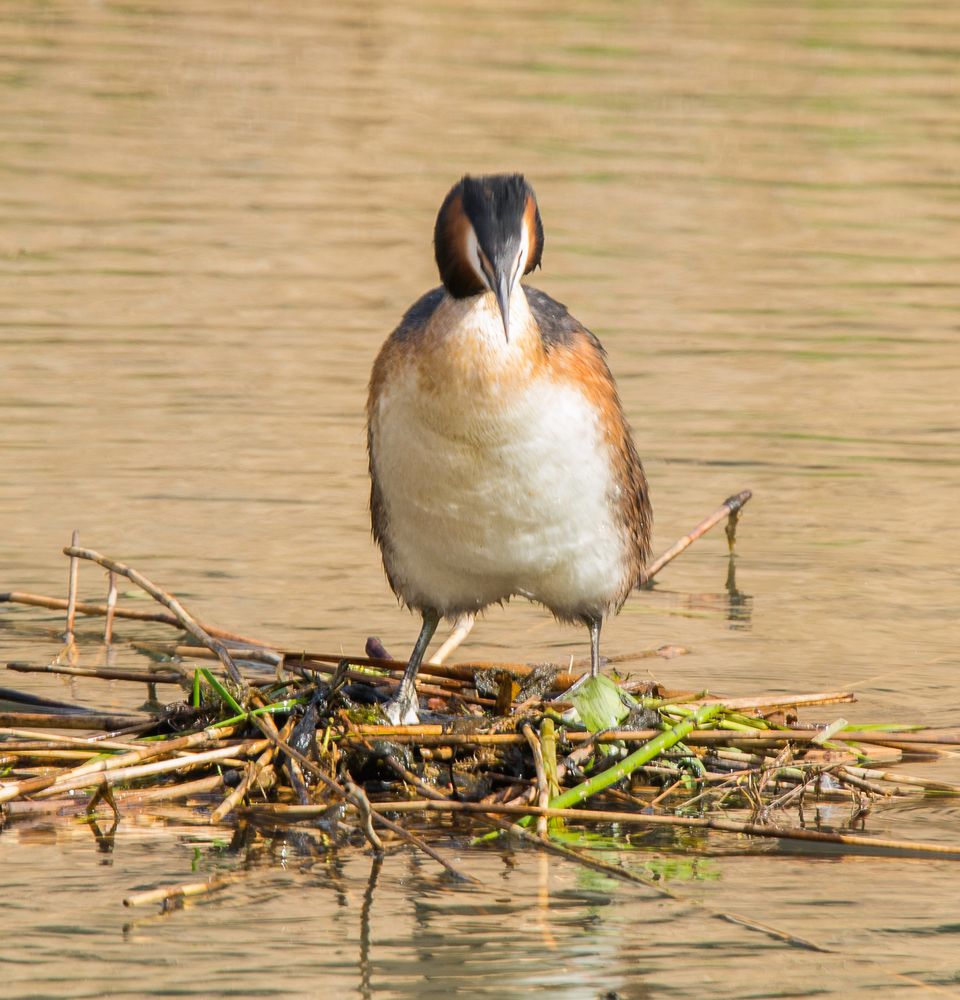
[550,616,603,702]
[384,608,441,725]
[587,616,602,677]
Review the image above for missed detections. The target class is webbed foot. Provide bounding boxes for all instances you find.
[383,677,420,725]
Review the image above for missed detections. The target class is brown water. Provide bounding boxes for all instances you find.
[2,1,960,996]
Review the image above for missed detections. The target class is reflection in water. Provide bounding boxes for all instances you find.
[2,0,960,996]
[85,813,119,856]
[359,854,381,1000]
[724,554,752,629]
[642,553,754,631]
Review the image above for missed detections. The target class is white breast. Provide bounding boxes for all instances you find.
[370,293,629,622]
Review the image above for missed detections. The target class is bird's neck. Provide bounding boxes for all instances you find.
[426,285,540,371]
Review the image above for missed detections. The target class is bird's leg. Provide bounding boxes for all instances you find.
[384,608,441,725]
[551,616,604,703]
[587,616,602,677]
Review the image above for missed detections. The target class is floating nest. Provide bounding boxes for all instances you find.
[2,523,959,943]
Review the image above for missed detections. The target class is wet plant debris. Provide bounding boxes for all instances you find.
[2,508,960,926]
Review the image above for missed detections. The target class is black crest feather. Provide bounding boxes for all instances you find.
[434,174,544,298]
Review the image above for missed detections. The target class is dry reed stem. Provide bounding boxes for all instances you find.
[135,642,280,666]
[0,591,269,646]
[0,729,146,752]
[32,740,269,800]
[104,571,117,644]
[0,724,239,803]
[120,773,226,804]
[4,775,231,817]
[835,767,898,797]
[141,638,683,700]
[210,716,293,823]
[288,657,495,707]
[8,661,183,685]
[142,643,494,706]
[522,723,549,836]
[289,651,585,691]
[125,639,683,692]
[0,710,153,731]
[61,546,246,686]
[210,744,276,824]
[642,490,752,582]
[647,778,686,808]
[2,796,90,816]
[341,727,960,748]
[2,749,102,765]
[682,691,855,712]
[842,764,960,795]
[64,529,80,644]
[123,871,238,908]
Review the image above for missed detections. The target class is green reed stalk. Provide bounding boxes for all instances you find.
[475,703,723,843]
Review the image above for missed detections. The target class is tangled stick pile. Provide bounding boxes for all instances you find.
[2,496,959,933]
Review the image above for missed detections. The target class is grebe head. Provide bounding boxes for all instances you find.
[433,173,544,340]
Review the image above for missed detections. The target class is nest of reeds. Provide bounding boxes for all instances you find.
[2,497,959,940]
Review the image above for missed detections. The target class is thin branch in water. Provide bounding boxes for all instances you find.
[8,661,184,685]
[63,529,80,647]
[61,546,246,686]
[103,571,117,645]
[123,871,240,909]
[0,590,267,645]
[642,490,752,584]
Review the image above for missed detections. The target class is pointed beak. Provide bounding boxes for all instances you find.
[494,269,512,342]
